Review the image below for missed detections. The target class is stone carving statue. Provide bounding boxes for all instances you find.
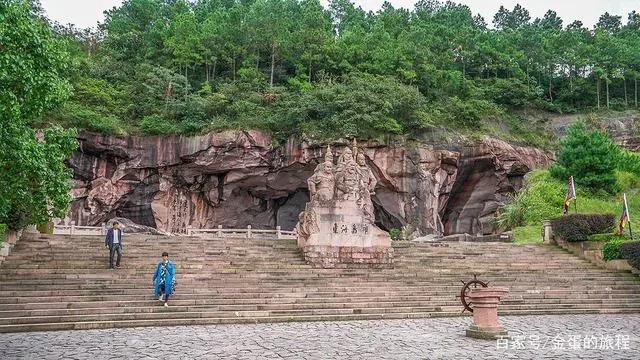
[356,151,377,221]
[335,147,359,201]
[296,207,318,239]
[356,152,376,195]
[306,141,378,215]
[335,162,358,200]
[307,146,335,202]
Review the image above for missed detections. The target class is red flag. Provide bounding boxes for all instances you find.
[563,176,576,214]
[615,194,630,235]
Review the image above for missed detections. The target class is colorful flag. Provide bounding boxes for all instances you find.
[615,193,630,235]
[563,176,576,214]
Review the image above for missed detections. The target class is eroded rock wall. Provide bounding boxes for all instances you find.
[65,131,552,237]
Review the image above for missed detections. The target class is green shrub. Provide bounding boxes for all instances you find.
[495,195,526,230]
[617,151,640,177]
[549,122,621,194]
[602,239,624,261]
[139,115,177,135]
[48,102,126,135]
[476,78,539,108]
[620,242,640,269]
[550,214,615,242]
[443,97,502,129]
[389,228,402,241]
[615,170,640,190]
[72,77,123,109]
[281,74,434,140]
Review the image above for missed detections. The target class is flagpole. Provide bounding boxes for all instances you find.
[626,194,634,240]
[572,176,578,214]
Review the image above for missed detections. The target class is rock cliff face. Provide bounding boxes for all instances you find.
[66,131,552,237]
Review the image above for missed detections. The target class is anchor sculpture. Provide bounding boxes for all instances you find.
[458,275,509,340]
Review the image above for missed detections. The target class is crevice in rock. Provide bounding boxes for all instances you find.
[373,198,403,231]
[216,172,227,202]
[442,156,496,236]
[275,189,309,230]
[114,172,160,228]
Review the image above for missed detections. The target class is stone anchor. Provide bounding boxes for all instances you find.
[295,140,392,268]
[459,275,509,340]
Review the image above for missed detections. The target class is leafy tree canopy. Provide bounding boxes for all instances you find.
[0,0,77,230]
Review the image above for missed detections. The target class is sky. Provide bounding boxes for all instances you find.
[40,0,639,29]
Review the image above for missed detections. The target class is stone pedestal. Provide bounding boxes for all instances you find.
[298,200,393,268]
[465,287,509,340]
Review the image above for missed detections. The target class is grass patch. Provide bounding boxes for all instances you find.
[588,233,631,242]
[512,225,543,244]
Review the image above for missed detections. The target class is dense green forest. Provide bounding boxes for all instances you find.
[35,0,640,142]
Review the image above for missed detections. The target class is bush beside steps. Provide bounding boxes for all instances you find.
[621,242,640,270]
[550,214,615,242]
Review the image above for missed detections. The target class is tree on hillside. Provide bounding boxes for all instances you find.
[247,0,295,87]
[0,1,77,230]
[166,10,202,95]
[493,4,530,31]
[101,0,169,64]
[292,0,333,82]
[550,122,621,194]
[200,6,231,84]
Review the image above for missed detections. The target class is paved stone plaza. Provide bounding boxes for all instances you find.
[1,314,638,359]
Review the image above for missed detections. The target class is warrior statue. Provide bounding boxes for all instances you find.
[356,151,377,221]
[335,147,359,201]
[307,145,335,202]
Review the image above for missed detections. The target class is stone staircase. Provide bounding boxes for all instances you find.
[1,233,640,332]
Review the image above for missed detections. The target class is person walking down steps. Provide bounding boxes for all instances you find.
[153,252,175,307]
[104,221,123,269]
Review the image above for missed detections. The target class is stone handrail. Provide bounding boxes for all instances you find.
[52,223,297,239]
[188,225,296,239]
[54,222,107,235]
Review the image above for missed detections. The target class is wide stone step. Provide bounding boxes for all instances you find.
[2,289,639,310]
[4,307,640,333]
[4,283,640,297]
[4,296,639,319]
[1,277,638,289]
[2,234,640,332]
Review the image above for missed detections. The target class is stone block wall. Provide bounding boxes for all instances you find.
[301,245,394,268]
[0,230,22,268]
[554,237,633,272]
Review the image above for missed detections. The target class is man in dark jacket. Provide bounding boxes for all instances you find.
[105,221,123,269]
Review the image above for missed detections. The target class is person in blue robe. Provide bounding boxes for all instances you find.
[153,252,175,307]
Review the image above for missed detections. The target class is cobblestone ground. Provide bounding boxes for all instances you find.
[1,315,639,359]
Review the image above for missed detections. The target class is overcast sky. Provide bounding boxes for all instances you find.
[41,0,639,29]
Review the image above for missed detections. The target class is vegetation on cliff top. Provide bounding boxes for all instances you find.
[27,0,640,144]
